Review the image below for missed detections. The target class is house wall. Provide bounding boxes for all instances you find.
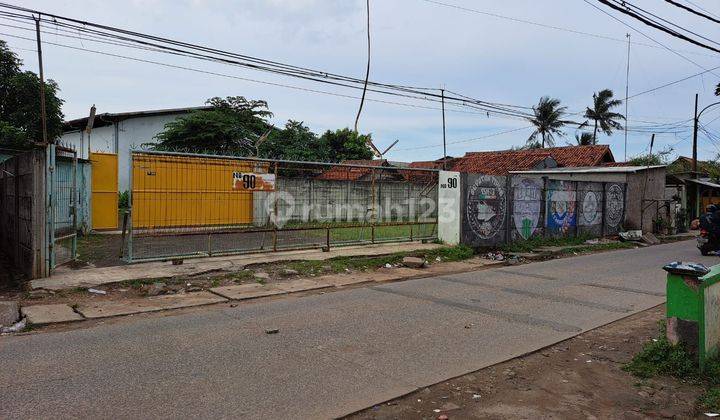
[626,167,667,231]
[59,113,187,192]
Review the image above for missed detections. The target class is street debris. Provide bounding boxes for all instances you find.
[705,413,719,417]
[619,230,642,241]
[281,269,299,276]
[485,252,505,261]
[0,317,26,334]
[254,272,271,280]
[87,288,107,295]
[143,282,167,297]
[472,393,481,400]
[641,232,661,245]
[402,256,426,268]
[265,328,279,334]
[0,301,19,327]
[384,263,393,269]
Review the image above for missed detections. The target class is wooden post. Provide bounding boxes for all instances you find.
[14,158,21,264]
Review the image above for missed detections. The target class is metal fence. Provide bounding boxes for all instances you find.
[126,151,439,262]
[48,145,78,268]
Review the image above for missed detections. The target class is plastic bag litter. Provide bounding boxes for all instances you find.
[1,317,26,334]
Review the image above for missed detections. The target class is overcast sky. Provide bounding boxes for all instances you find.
[3,0,720,162]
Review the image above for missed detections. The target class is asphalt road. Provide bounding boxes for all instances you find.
[1,240,715,419]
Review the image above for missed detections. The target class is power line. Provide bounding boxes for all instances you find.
[0,31,529,121]
[685,0,720,20]
[419,0,719,58]
[593,0,720,55]
[396,125,533,151]
[354,0,371,133]
[664,0,720,25]
[619,0,720,48]
[0,3,534,120]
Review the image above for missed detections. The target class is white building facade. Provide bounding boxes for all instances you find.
[60,107,207,192]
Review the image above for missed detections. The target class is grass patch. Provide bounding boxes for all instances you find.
[625,320,720,412]
[623,321,698,380]
[699,387,720,412]
[502,234,596,253]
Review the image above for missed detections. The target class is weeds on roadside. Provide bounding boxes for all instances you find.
[699,387,720,411]
[623,322,697,380]
[624,320,720,412]
[285,244,475,276]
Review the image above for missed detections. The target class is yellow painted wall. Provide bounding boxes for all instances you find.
[132,154,258,229]
[90,152,119,230]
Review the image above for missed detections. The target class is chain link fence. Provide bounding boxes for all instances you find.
[126,151,439,262]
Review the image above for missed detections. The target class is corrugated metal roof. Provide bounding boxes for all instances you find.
[510,165,666,174]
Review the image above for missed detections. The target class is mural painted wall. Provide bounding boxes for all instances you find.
[604,183,625,234]
[578,182,604,237]
[461,174,507,246]
[546,180,577,237]
[460,174,626,247]
[511,177,543,241]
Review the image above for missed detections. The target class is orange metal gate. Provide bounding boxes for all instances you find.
[90,152,118,230]
[131,153,256,229]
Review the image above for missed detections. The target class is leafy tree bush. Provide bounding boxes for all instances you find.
[0,40,64,146]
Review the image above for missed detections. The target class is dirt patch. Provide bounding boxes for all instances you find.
[346,305,709,419]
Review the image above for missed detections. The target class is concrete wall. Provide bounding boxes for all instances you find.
[626,167,667,232]
[59,113,185,192]
[253,178,438,227]
[460,173,627,248]
[0,149,47,279]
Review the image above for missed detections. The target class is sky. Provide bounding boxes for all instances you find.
[3,0,720,163]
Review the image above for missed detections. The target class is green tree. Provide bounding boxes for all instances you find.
[628,146,674,166]
[151,96,273,154]
[527,96,570,148]
[258,120,320,161]
[0,40,64,146]
[574,131,594,146]
[317,128,374,162]
[582,89,624,145]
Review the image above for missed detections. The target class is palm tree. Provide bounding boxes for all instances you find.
[527,96,571,148]
[582,89,625,145]
[574,132,594,146]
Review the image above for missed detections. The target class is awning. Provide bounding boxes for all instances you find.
[686,178,720,189]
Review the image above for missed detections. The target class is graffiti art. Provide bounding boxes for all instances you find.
[546,180,576,234]
[581,190,600,226]
[512,177,542,240]
[466,175,506,240]
[605,183,624,228]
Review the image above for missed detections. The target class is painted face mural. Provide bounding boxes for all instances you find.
[605,184,624,228]
[466,175,506,240]
[547,181,576,234]
[581,190,600,226]
[512,178,542,240]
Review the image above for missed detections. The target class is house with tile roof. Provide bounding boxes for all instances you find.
[315,159,404,182]
[452,145,615,175]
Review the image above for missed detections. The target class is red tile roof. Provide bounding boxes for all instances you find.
[316,159,392,181]
[453,145,614,175]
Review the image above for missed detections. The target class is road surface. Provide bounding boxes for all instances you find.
[0,240,714,419]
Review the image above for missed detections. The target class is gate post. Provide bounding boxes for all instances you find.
[437,170,461,245]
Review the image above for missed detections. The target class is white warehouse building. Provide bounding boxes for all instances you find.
[60,106,207,192]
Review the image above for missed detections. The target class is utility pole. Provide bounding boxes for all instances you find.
[441,88,447,170]
[34,15,48,144]
[693,93,699,178]
[624,33,631,161]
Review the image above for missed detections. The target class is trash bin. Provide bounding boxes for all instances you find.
[664,261,720,370]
